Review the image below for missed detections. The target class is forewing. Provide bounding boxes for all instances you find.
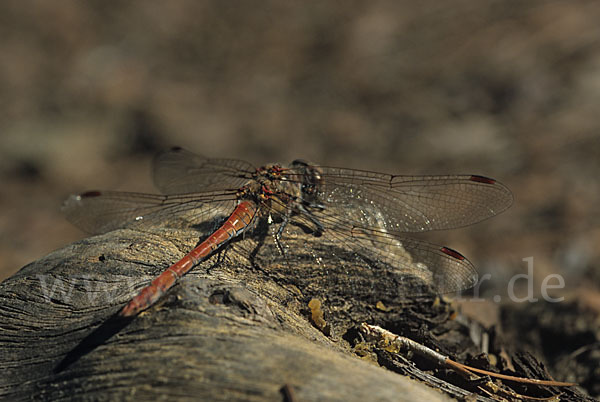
[153,147,256,194]
[316,167,513,233]
[62,190,237,234]
[276,167,511,293]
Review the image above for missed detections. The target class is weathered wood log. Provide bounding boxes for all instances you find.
[0,225,453,401]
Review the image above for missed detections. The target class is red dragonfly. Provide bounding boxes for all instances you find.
[63,147,513,317]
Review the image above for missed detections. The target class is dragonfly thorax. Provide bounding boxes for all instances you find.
[237,162,326,226]
[240,164,303,214]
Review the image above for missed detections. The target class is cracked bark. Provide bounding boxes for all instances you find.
[0,225,453,401]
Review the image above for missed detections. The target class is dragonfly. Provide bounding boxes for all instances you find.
[63,147,513,317]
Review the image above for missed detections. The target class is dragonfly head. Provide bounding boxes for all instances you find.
[290,159,323,206]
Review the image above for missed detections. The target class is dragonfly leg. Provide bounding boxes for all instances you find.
[207,247,228,274]
[273,203,325,255]
[246,216,271,269]
[296,204,325,235]
[274,214,289,256]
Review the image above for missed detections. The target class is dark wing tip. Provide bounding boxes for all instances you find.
[436,246,479,293]
[469,175,496,184]
[440,246,466,260]
[61,191,101,212]
[469,174,514,212]
[80,190,102,198]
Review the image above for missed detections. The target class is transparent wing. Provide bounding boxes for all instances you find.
[287,198,478,293]
[312,167,513,233]
[62,190,238,234]
[336,230,478,294]
[63,152,512,294]
[152,147,256,195]
[275,168,512,293]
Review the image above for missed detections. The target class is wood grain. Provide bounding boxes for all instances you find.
[0,226,450,401]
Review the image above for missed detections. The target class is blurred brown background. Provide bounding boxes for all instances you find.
[1,0,599,306]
